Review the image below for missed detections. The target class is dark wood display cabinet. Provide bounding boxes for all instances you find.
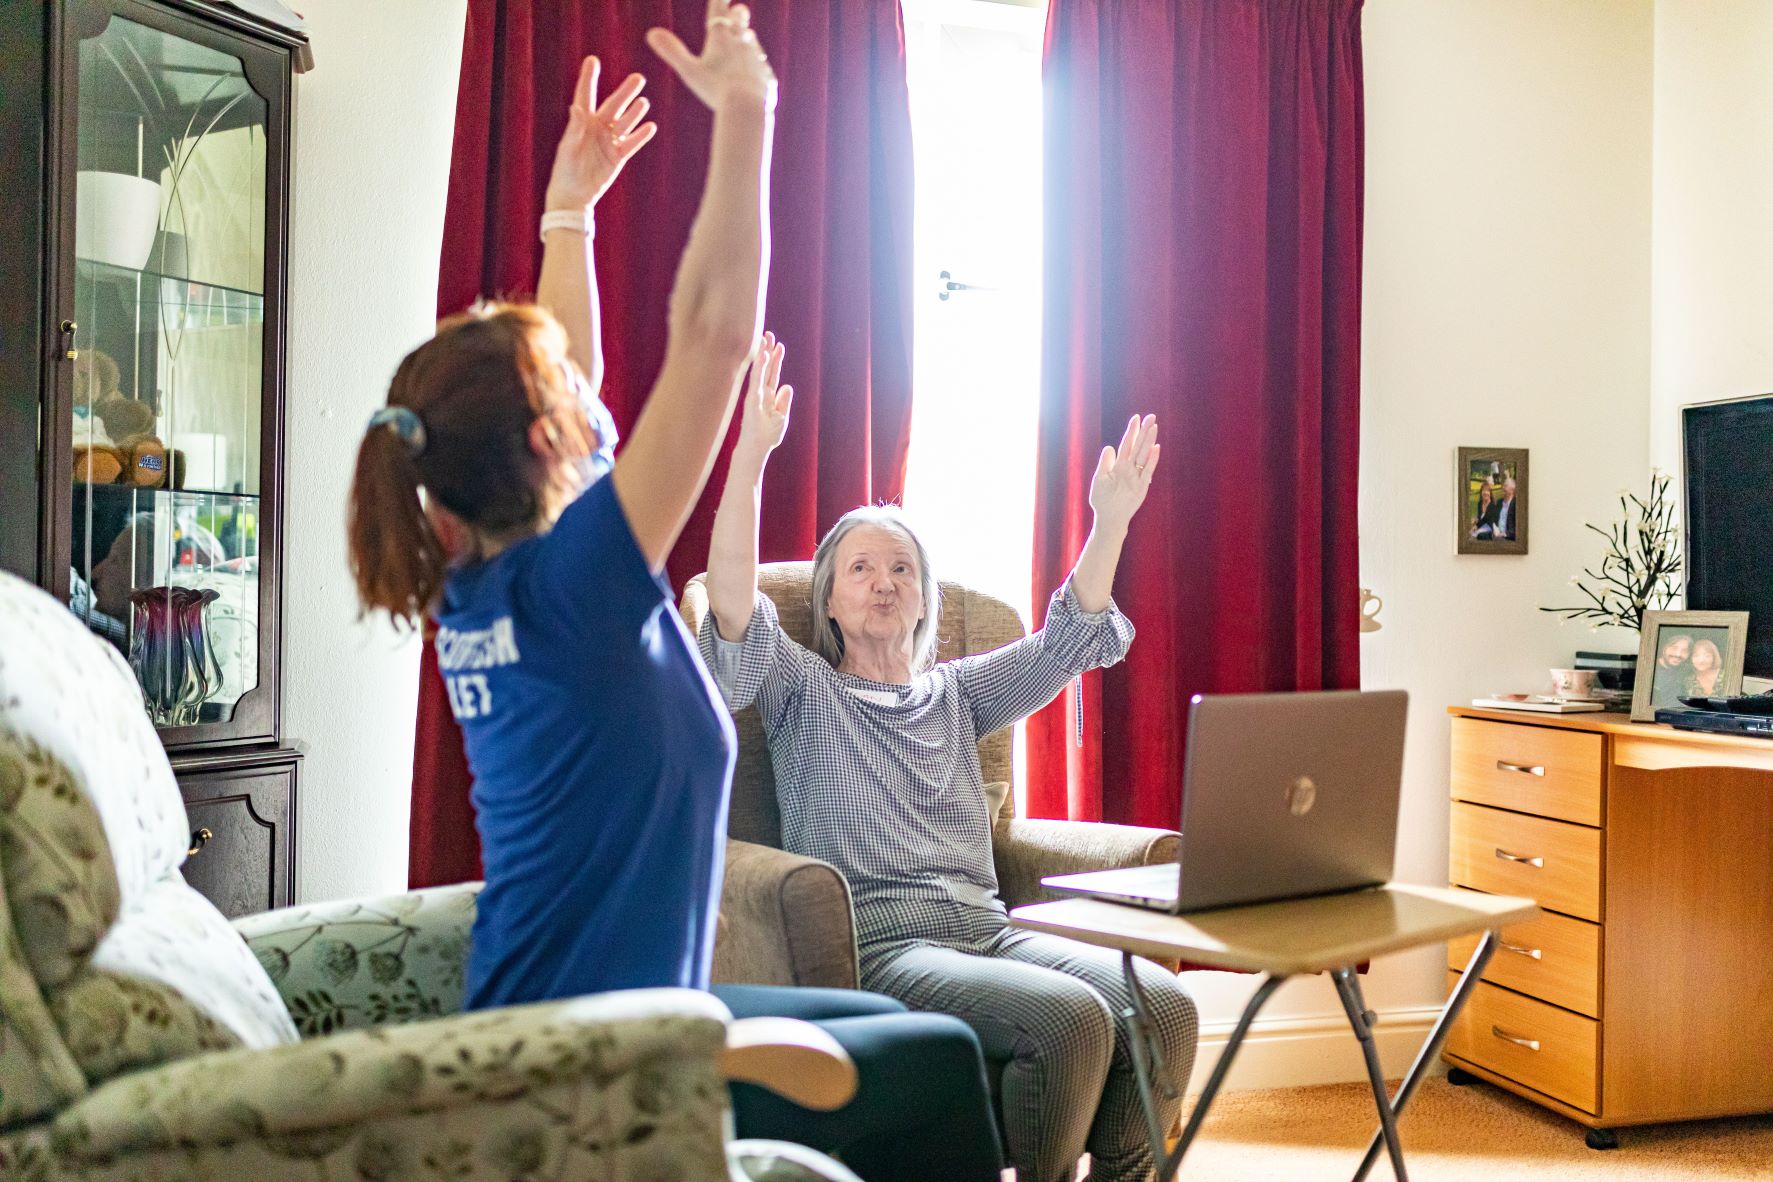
[1,1,312,918]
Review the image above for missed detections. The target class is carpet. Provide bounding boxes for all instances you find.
[1172,1078,1773,1180]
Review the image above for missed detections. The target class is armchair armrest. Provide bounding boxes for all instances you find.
[233,883,480,1033]
[714,839,859,990]
[52,988,729,1163]
[994,818,1179,909]
[722,1017,857,1111]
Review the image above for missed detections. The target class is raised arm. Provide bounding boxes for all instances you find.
[1069,414,1160,611]
[536,57,657,391]
[952,414,1157,736]
[706,332,791,639]
[611,0,777,572]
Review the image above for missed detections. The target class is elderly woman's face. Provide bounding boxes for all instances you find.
[828,524,924,657]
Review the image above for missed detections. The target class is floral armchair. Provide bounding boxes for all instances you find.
[0,570,856,1182]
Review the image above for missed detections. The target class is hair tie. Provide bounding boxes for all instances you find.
[368,405,427,458]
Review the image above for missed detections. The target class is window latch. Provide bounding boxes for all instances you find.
[938,270,998,301]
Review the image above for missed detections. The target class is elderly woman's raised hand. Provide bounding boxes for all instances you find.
[1088,414,1160,532]
[545,56,658,214]
[736,331,792,460]
[647,0,777,115]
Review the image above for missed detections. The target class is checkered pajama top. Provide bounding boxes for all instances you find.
[701,580,1134,954]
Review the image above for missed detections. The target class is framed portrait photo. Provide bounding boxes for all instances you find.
[1630,610,1751,722]
[1456,447,1528,555]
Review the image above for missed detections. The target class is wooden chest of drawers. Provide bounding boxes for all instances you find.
[1443,707,1773,1136]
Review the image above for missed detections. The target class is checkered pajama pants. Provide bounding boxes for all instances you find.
[861,918,1198,1182]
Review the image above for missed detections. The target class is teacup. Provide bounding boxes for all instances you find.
[1550,668,1600,699]
[1359,588,1383,633]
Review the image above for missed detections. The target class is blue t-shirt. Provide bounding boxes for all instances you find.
[437,477,735,1008]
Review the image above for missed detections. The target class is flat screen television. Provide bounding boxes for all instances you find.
[1684,394,1773,681]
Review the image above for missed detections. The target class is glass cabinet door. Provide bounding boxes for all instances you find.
[66,9,270,733]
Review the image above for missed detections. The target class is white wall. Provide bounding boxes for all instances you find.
[283,0,466,902]
[1186,0,1656,1090]
[1651,0,1773,472]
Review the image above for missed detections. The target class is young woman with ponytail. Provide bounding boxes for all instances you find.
[345,6,1001,1178]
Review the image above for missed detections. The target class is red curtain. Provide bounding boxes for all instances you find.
[409,0,916,888]
[1028,0,1366,829]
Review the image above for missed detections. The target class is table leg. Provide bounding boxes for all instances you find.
[1334,966,1408,1182]
[1348,928,1501,1182]
[1121,950,1287,1182]
[1121,950,1177,1158]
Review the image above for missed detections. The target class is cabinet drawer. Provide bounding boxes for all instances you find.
[1450,803,1601,921]
[1451,718,1602,826]
[175,754,298,919]
[1449,896,1600,1017]
[1446,975,1598,1113]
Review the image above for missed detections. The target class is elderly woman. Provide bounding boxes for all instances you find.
[700,339,1197,1182]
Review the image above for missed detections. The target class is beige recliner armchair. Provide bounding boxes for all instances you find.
[683,562,1181,990]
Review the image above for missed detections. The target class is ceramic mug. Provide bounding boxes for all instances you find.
[1550,668,1600,699]
[1359,588,1383,633]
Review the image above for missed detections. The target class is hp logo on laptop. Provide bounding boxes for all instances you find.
[1286,775,1318,817]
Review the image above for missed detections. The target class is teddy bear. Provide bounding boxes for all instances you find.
[71,349,125,485]
[96,393,167,490]
[71,349,168,488]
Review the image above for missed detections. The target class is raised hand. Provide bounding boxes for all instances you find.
[1088,414,1160,531]
[646,0,777,114]
[736,331,792,459]
[545,56,658,213]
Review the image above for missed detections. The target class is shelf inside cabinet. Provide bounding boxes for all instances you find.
[83,482,260,502]
[77,256,265,314]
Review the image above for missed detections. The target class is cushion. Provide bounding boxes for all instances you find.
[49,966,241,1083]
[0,811,88,1126]
[982,780,1014,829]
[0,729,289,1090]
[73,876,296,1072]
[0,572,296,1092]
[0,572,188,901]
[0,731,120,990]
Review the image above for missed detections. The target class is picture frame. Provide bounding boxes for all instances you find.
[1630,609,1751,722]
[1456,447,1529,555]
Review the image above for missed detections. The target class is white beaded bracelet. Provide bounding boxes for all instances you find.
[539,209,593,242]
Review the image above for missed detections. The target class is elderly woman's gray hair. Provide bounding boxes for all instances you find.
[809,506,942,672]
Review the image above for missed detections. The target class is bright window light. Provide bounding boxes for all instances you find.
[901,0,1048,801]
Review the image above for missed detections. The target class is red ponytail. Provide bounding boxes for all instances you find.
[347,396,447,628]
[347,302,577,627]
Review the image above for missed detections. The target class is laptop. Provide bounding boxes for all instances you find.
[1043,689,1409,914]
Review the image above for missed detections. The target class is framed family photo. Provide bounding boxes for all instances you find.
[1456,447,1528,555]
[1630,609,1751,721]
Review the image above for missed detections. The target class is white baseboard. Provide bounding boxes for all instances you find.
[1185,1005,1449,1094]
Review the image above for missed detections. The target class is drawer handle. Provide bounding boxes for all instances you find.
[1499,940,1544,960]
[187,827,214,858]
[1494,847,1544,868]
[1496,760,1545,776]
[1491,1025,1541,1052]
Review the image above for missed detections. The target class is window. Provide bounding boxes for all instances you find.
[902,0,1048,796]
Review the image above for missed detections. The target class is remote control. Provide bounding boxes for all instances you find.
[1680,694,1773,716]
